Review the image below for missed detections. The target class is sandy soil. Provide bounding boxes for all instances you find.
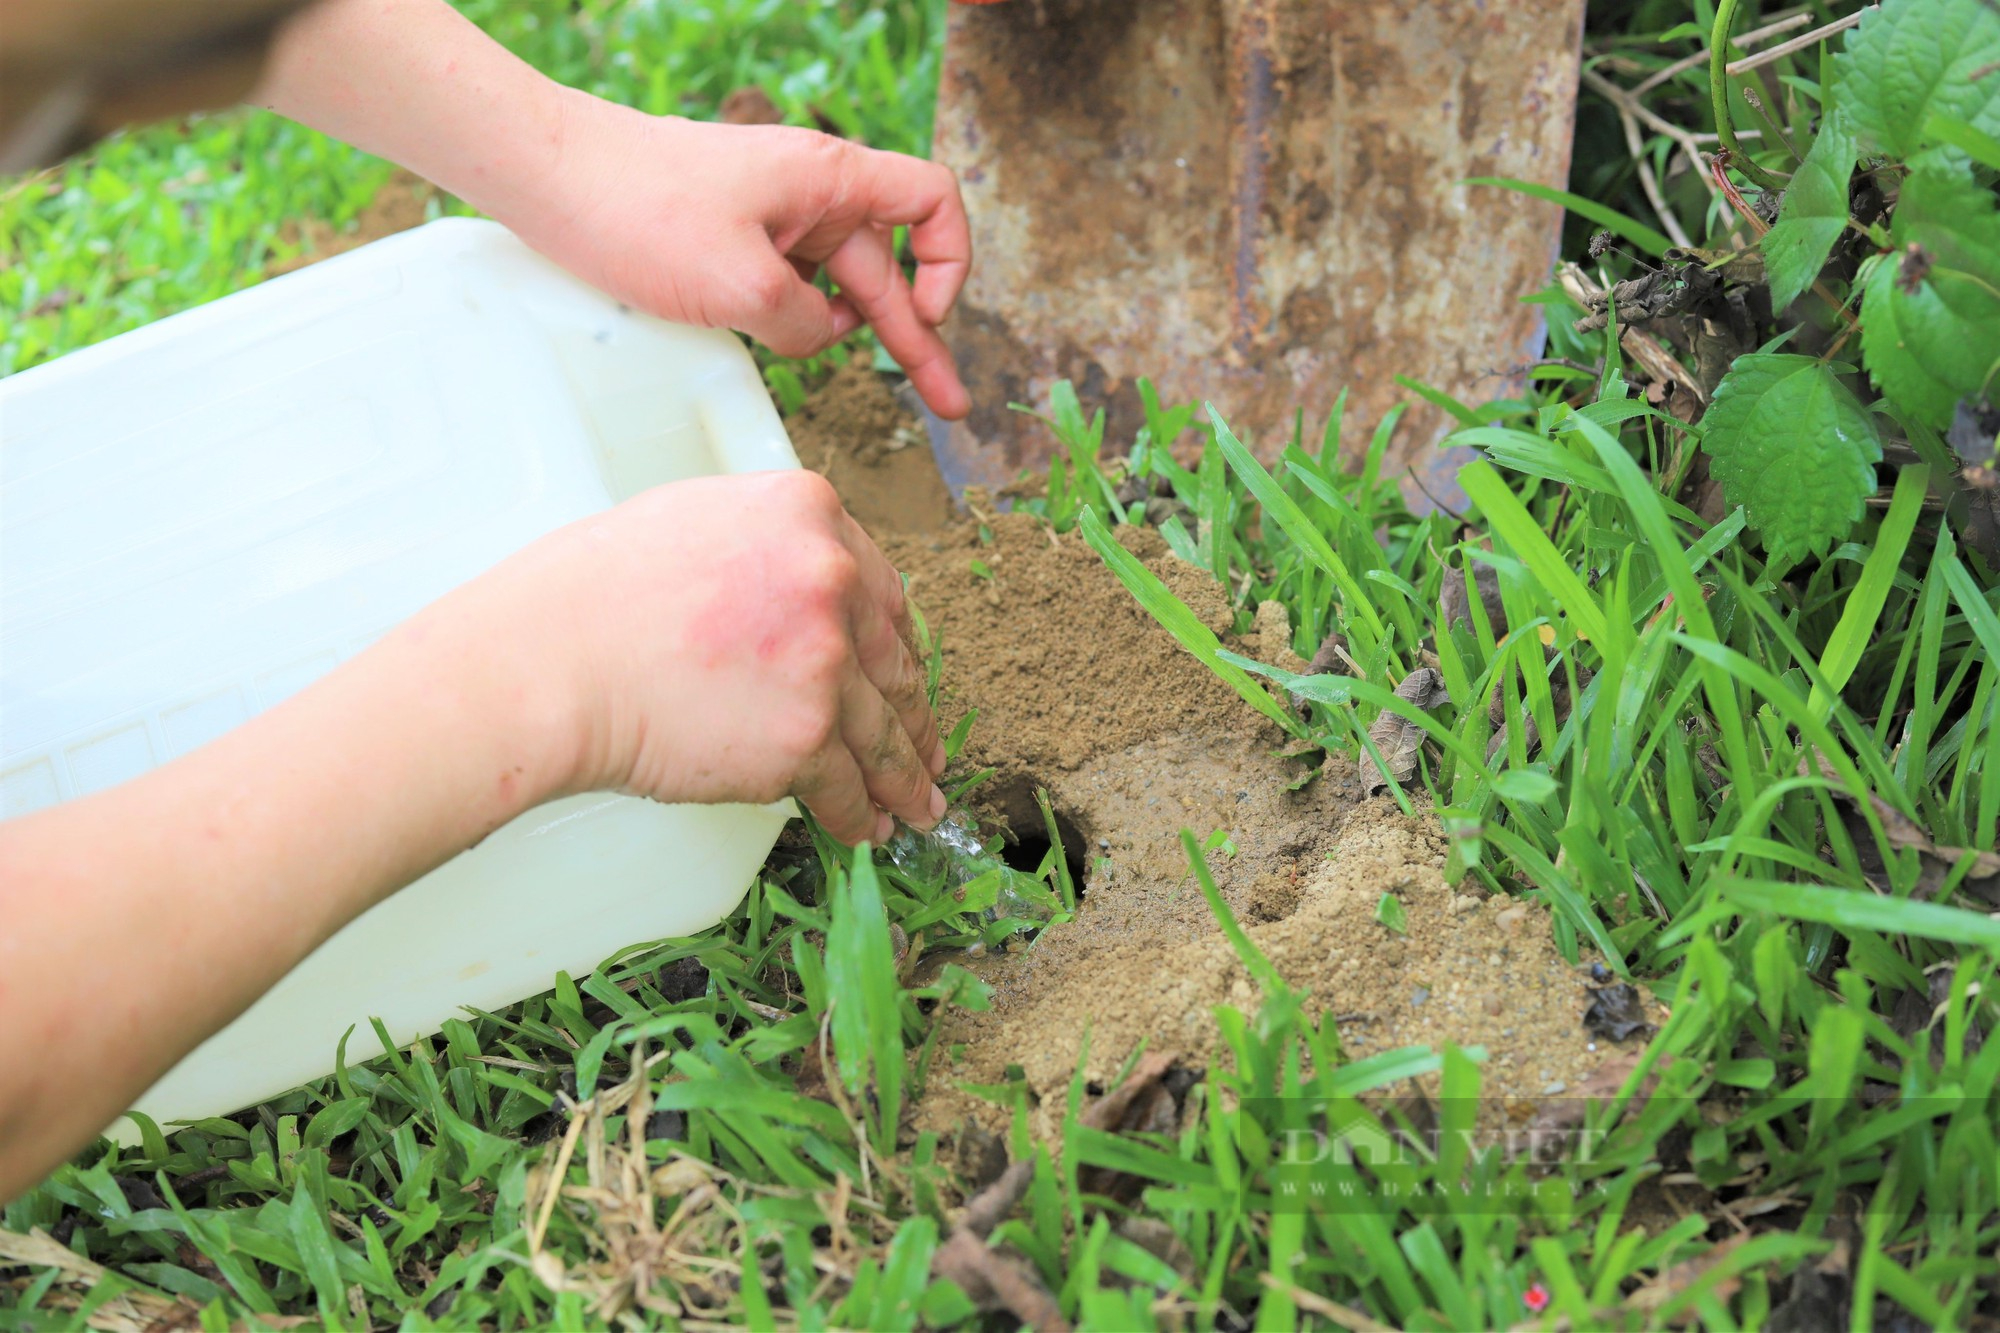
[797,371,1636,1146]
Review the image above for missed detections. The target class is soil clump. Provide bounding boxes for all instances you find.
[880,514,1252,773]
[788,363,954,537]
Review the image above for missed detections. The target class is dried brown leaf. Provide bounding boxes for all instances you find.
[1439,554,1507,638]
[1625,1233,1751,1319]
[1364,668,1449,795]
[718,87,784,125]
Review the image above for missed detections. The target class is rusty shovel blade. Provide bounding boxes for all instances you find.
[928,0,1587,511]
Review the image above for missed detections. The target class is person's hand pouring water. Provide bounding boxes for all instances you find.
[0,0,963,1200]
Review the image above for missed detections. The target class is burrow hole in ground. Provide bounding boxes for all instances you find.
[985,771,1091,898]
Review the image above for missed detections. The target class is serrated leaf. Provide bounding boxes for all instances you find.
[1836,0,2000,166]
[1860,169,2000,426]
[1763,116,1856,311]
[1702,353,1882,561]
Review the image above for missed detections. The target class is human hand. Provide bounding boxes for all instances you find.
[506,92,972,420]
[487,470,947,845]
[254,0,972,416]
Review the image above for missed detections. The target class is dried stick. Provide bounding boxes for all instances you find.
[1616,99,1694,249]
[930,1052,1180,1333]
[1580,67,1719,203]
[1558,264,1708,407]
[1631,10,1813,96]
[1726,8,1873,77]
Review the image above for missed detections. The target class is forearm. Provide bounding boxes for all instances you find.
[0,574,574,1201]
[250,0,575,227]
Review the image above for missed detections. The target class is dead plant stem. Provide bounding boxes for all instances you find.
[1725,8,1873,77]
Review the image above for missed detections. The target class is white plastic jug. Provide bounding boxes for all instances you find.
[0,218,796,1133]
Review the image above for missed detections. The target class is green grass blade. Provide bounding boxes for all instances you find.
[1465,177,1674,255]
[1724,879,2000,947]
[1208,406,1387,646]
[1078,507,1303,736]
[1810,465,1929,717]
[1458,460,1612,646]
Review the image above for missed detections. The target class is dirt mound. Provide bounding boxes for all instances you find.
[921,799,1614,1142]
[881,513,1252,774]
[817,389,1623,1148]
[789,364,954,537]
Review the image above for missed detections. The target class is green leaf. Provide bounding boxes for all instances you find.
[302,1097,373,1150]
[1923,111,2000,170]
[1493,768,1558,804]
[1701,353,1882,561]
[1860,169,2000,426]
[284,1189,346,1319]
[826,850,904,1146]
[1763,115,1856,311]
[1374,892,1409,935]
[1836,0,2000,166]
[1809,464,1930,718]
[1726,879,2000,948]
[1075,507,1303,737]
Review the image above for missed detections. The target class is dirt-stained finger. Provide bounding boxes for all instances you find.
[836,511,917,648]
[854,596,942,777]
[836,513,943,774]
[792,741,891,848]
[840,674,944,832]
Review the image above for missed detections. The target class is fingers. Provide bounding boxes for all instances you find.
[840,673,946,831]
[825,223,970,421]
[779,500,943,845]
[793,742,892,848]
[731,245,859,358]
[790,667,943,847]
[848,150,972,329]
[837,512,945,776]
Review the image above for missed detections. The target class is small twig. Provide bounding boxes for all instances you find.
[1520,357,1606,378]
[1726,8,1873,77]
[1615,98,1695,249]
[1080,1051,1178,1130]
[935,1231,1071,1331]
[1710,152,1771,237]
[169,1165,232,1189]
[931,1054,1180,1332]
[959,1159,1036,1240]
[1260,1274,1396,1332]
[1631,9,1813,95]
[1580,67,1719,202]
[529,1091,588,1254]
[1402,466,1470,525]
[1740,86,1801,165]
[934,1159,1066,1330]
